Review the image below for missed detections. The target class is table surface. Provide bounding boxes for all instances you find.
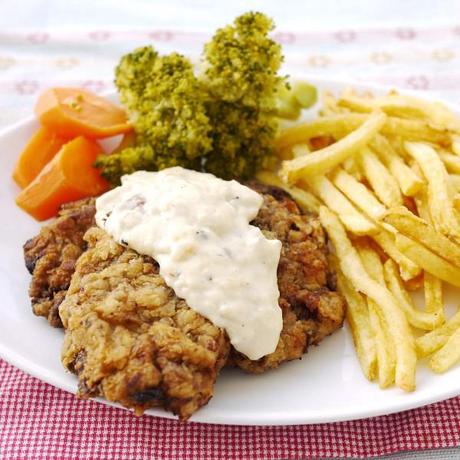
[1,1,460,458]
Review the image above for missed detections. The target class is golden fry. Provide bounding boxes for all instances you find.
[383,260,443,330]
[339,93,460,131]
[370,135,423,196]
[416,309,460,357]
[383,206,460,268]
[424,272,444,319]
[319,207,416,391]
[440,151,460,174]
[371,230,421,281]
[368,301,396,388]
[395,234,460,287]
[429,328,460,373]
[275,111,451,156]
[309,176,378,235]
[453,135,460,156]
[332,256,378,381]
[281,112,386,182]
[405,141,460,238]
[331,168,386,220]
[449,174,460,192]
[274,113,366,152]
[359,147,403,208]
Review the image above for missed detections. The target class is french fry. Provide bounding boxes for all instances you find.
[383,117,451,146]
[414,185,432,222]
[331,256,377,381]
[275,112,451,156]
[382,207,460,268]
[440,151,460,174]
[453,135,460,156]
[342,157,362,180]
[339,93,460,131]
[429,328,460,373]
[395,234,460,287]
[274,113,366,153]
[383,260,443,330]
[309,176,378,235]
[331,168,386,220]
[356,244,398,387]
[371,230,421,281]
[256,170,321,213]
[404,141,460,238]
[277,85,460,387]
[319,206,416,391]
[424,272,444,320]
[368,301,396,388]
[359,147,403,207]
[370,135,423,196]
[357,243,384,283]
[280,112,386,182]
[416,309,460,357]
[449,174,460,191]
[292,143,310,158]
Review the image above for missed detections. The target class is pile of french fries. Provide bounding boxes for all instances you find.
[260,88,460,392]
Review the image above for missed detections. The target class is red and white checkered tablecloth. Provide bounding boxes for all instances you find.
[1,359,460,460]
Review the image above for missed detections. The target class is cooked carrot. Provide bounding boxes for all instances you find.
[16,136,109,221]
[12,127,69,188]
[35,87,133,139]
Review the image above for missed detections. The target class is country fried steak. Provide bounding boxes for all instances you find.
[23,199,96,327]
[23,183,345,419]
[233,182,346,373]
[60,227,230,420]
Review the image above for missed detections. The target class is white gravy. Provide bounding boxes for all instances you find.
[95,167,282,360]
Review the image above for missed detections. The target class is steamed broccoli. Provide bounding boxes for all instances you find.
[203,12,284,179]
[96,48,212,182]
[97,12,285,184]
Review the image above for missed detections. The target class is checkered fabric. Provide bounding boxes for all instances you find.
[1,359,460,459]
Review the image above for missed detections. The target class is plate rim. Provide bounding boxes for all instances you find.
[2,74,460,426]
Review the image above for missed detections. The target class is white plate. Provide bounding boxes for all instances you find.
[1,76,460,426]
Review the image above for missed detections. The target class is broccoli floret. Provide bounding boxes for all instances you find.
[202,11,285,179]
[97,47,212,184]
[203,12,284,109]
[97,12,285,184]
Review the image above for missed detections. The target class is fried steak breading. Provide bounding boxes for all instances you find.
[59,227,230,420]
[23,199,96,327]
[24,183,345,419]
[231,183,346,373]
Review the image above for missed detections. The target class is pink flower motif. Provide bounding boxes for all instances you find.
[26,32,49,44]
[148,30,174,42]
[273,32,296,45]
[453,25,460,36]
[81,80,107,93]
[406,75,429,90]
[88,31,111,41]
[396,28,416,40]
[15,80,39,95]
[334,30,356,43]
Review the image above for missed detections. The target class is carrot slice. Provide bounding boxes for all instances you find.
[16,136,109,221]
[35,87,133,139]
[12,127,69,188]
